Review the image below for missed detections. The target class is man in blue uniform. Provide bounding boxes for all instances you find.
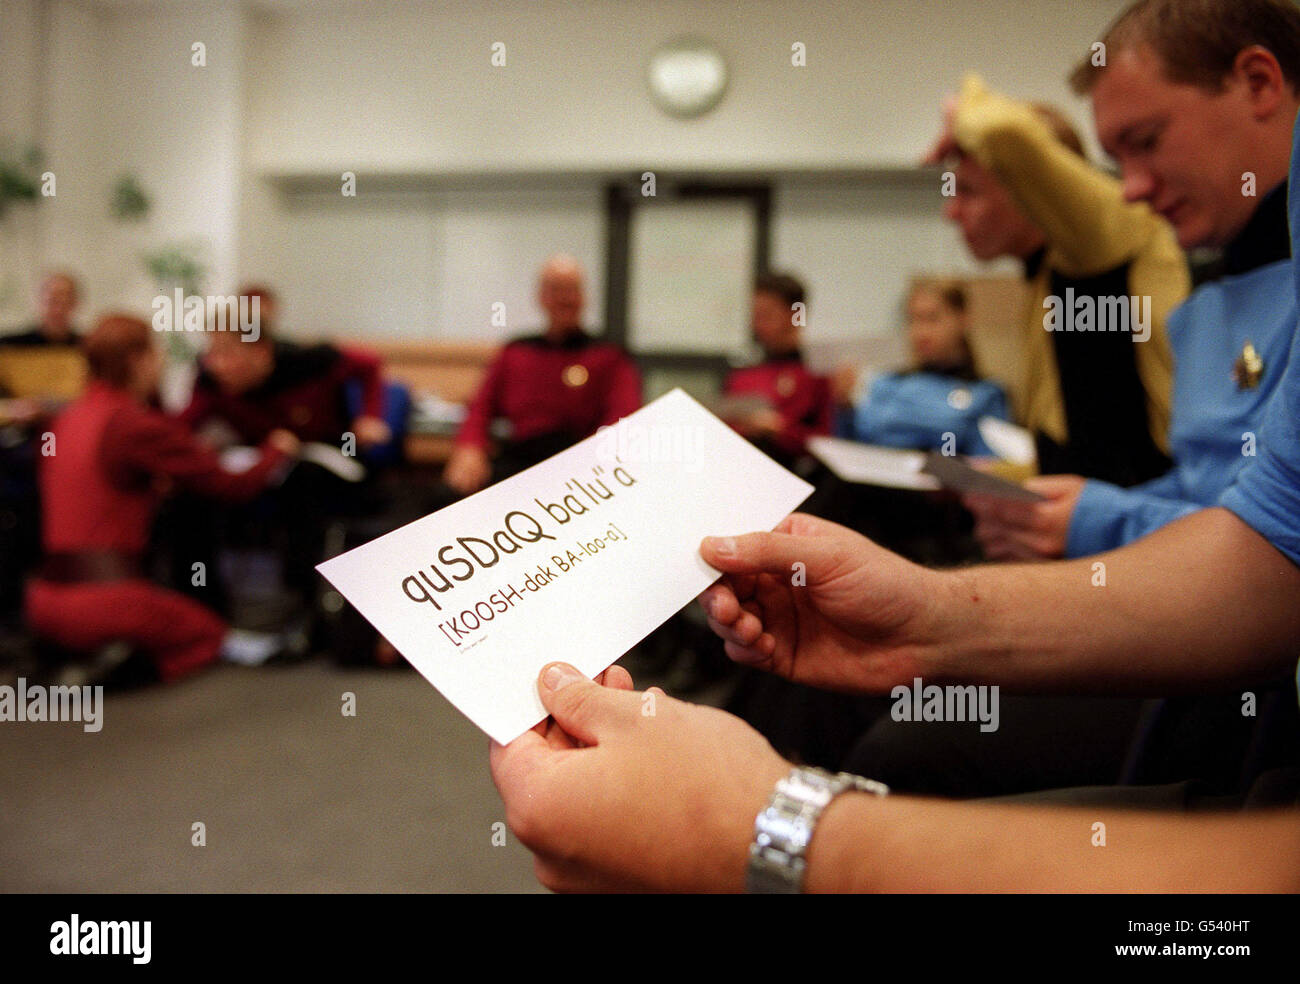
[854,0,1300,799]
[967,179,1293,562]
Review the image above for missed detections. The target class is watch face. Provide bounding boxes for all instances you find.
[647,37,728,119]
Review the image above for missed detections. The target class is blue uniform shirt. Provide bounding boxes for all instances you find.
[1219,118,1300,720]
[1219,177,1300,567]
[838,371,1009,457]
[1066,247,1295,557]
[1220,250,1300,729]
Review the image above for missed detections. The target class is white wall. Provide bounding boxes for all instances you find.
[242,184,606,340]
[1,0,102,323]
[0,0,42,320]
[97,0,250,304]
[1,0,251,322]
[3,0,1129,352]
[774,180,1018,350]
[244,0,1124,173]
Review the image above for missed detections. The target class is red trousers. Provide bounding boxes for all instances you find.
[25,578,224,683]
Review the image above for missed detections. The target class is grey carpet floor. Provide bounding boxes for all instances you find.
[0,662,545,893]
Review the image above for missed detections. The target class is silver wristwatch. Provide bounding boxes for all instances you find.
[746,766,889,893]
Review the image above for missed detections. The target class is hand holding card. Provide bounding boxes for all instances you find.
[317,389,812,744]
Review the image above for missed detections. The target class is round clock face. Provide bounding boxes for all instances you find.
[647,37,728,118]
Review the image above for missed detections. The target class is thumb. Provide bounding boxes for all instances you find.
[537,662,630,746]
[1023,475,1076,500]
[701,529,834,578]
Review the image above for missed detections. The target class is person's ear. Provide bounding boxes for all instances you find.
[1234,45,1286,119]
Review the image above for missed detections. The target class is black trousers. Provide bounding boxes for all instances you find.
[842,695,1144,798]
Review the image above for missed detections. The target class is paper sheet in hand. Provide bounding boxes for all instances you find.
[316,389,813,744]
[219,442,367,483]
[810,435,1043,501]
[705,393,774,421]
[807,436,941,490]
[919,453,1045,501]
[977,416,1037,466]
[298,442,367,483]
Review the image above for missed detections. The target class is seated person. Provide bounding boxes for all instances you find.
[443,255,642,495]
[24,315,297,683]
[0,270,87,406]
[0,270,88,613]
[851,10,1300,803]
[965,179,1294,562]
[928,74,1186,487]
[0,270,83,351]
[640,272,825,695]
[173,287,392,611]
[721,271,830,470]
[180,286,390,450]
[833,278,1009,456]
[486,0,1300,897]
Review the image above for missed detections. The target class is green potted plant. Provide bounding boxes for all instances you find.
[0,142,44,219]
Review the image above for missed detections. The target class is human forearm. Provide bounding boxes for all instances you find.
[494,662,1300,894]
[455,360,503,450]
[806,793,1300,893]
[1065,479,1198,558]
[111,408,288,502]
[923,508,1300,694]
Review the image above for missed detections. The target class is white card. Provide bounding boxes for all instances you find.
[317,389,813,744]
[807,435,941,490]
[977,416,1037,466]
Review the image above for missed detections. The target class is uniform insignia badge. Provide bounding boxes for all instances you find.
[776,373,797,398]
[947,387,972,411]
[563,364,589,388]
[1232,342,1264,391]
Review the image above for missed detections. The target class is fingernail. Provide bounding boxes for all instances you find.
[541,662,583,691]
[705,536,736,558]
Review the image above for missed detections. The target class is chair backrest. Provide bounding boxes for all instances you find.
[349,339,499,404]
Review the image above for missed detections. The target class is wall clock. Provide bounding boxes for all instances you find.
[647,37,729,119]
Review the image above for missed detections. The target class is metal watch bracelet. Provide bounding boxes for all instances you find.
[746,765,890,894]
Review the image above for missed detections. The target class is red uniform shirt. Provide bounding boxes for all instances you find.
[181,341,385,444]
[456,332,642,450]
[724,355,831,456]
[41,382,285,556]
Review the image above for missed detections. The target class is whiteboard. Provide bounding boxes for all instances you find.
[626,199,755,356]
